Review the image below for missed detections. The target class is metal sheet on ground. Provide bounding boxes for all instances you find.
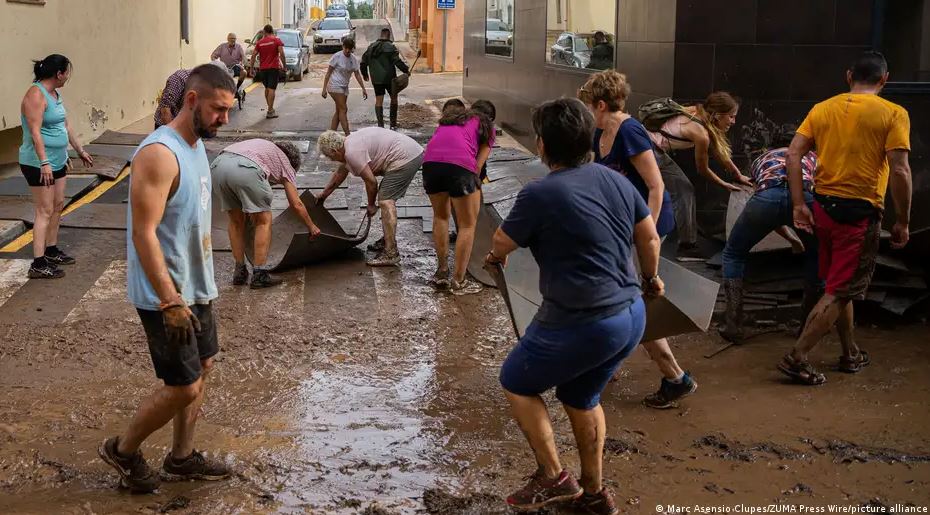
[245,191,371,271]
[0,198,38,224]
[494,251,719,341]
[481,176,525,204]
[60,203,126,230]
[486,158,545,181]
[91,130,147,146]
[84,144,137,162]
[68,155,127,180]
[467,204,502,287]
[0,176,99,198]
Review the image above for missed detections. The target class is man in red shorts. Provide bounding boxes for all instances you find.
[249,24,286,119]
[779,51,912,385]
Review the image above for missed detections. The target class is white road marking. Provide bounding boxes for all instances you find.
[63,260,138,324]
[0,259,31,309]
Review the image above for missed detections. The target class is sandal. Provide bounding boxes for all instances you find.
[777,354,826,385]
[838,350,870,373]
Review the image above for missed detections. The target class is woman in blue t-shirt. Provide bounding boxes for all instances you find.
[579,70,697,411]
[19,54,93,280]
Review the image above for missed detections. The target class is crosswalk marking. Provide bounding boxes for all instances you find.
[0,259,31,309]
[63,260,138,324]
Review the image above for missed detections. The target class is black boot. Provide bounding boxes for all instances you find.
[796,284,824,337]
[375,106,385,127]
[389,103,398,130]
[718,278,745,343]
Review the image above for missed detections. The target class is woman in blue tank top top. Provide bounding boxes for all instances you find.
[18,54,94,279]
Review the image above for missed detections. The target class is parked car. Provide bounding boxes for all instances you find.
[312,18,356,53]
[244,29,310,80]
[326,8,350,20]
[485,18,513,56]
[278,29,310,81]
[549,31,591,68]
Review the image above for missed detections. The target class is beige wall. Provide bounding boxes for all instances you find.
[0,0,267,164]
[422,3,464,72]
[547,0,616,35]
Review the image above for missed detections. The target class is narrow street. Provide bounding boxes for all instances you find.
[0,18,929,515]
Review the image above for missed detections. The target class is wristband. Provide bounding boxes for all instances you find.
[40,160,50,166]
[158,294,185,311]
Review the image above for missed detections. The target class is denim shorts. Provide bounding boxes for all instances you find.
[499,297,646,410]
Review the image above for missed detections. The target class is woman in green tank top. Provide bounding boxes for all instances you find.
[18,54,93,279]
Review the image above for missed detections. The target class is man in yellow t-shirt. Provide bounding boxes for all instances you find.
[779,51,912,386]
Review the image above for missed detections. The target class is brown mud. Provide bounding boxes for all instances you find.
[1,220,929,513]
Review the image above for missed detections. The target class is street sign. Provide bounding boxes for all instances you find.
[438,0,455,9]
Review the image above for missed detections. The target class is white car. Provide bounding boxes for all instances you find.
[485,18,513,56]
[312,18,356,53]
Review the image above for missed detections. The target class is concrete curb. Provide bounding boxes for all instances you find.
[0,220,25,248]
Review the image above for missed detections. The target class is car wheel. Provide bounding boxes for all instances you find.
[295,68,303,81]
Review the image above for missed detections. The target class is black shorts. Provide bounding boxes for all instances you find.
[256,69,281,90]
[137,302,219,386]
[423,162,479,198]
[20,163,68,187]
[373,83,392,97]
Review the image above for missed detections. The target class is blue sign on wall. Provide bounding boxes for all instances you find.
[437,0,455,9]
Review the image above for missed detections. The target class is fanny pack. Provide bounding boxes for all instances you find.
[814,193,881,225]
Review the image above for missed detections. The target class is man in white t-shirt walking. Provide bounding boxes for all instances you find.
[316,128,423,266]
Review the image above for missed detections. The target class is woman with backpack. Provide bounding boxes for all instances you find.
[641,92,752,258]
[420,99,496,294]
[579,71,697,410]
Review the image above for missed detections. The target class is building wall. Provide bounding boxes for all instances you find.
[420,2,464,72]
[463,0,671,147]
[671,0,929,234]
[0,0,267,164]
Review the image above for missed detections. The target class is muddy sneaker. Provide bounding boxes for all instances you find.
[45,247,75,265]
[367,251,400,267]
[571,488,619,515]
[266,109,279,119]
[431,268,451,290]
[643,372,698,409]
[506,469,583,511]
[232,263,250,286]
[451,277,482,295]
[161,450,231,481]
[250,269,283,289]
[367,237,385,252]
[98,436,161,493]
[28,258,65,279]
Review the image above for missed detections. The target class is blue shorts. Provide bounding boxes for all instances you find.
[499,297,646,410]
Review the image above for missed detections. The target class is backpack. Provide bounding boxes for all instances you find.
[636,98,703,141]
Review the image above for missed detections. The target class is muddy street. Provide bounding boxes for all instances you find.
[1,16,929,515]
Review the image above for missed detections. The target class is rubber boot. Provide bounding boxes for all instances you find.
[375,106,385,128]
[718,278,745,343]
[796,284,824,337]
[389,103,398,130]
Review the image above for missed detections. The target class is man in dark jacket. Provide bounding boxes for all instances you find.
[361,28,410,129]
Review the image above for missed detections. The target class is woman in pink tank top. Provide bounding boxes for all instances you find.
[645,92,752,258]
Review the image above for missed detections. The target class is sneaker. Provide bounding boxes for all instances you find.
[643,372,698,409]
[367,237,385,252]
[571,488,619,515]
[367,251,400,267]
[250,269,284,289]
[97,436,161,493]
[45,247,76,265]
[506,469,583,511]
[431,268,451,290]
[232,263,250,286]
[28,259,65,279]
[161,449,231,481]
[451,277,482,295]
[266,109,279,119]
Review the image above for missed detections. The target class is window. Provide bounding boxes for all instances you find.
[546,0,615,70]
[319,19,350,30]
[871,0,930,86]
[485,0,515,58]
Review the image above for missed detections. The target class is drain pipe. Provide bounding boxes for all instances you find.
[180,0,190,44]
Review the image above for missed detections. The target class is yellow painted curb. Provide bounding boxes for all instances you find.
[245,81,261,93]
[0,166,131,253]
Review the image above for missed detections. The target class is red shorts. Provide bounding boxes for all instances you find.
[813,201,880,300]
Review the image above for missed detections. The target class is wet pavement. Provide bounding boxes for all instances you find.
[1,20,930,515]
